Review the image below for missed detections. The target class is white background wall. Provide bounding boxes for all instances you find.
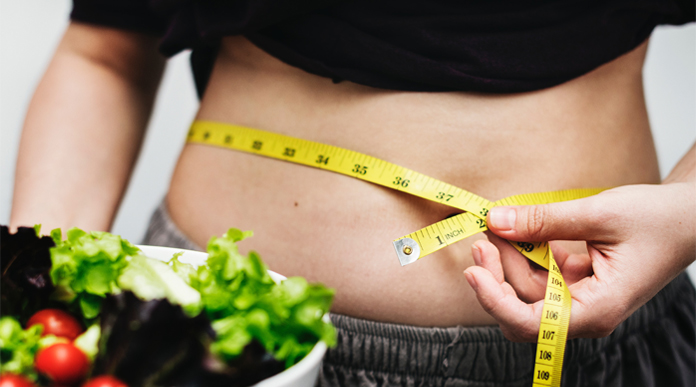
[1,1,695,280]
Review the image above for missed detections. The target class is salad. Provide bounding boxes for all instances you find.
[0,225,336,387]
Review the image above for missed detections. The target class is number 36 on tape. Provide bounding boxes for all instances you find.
[187,120,605,387]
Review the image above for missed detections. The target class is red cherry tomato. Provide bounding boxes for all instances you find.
[34,343,90,385]
[27,309,83,340]
[82,376,128,387]
[0,374,35,387]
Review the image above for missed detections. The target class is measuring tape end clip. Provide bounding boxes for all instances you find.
[393,238,421,266]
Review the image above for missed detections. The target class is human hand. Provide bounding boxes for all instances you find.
[463,182,696,342]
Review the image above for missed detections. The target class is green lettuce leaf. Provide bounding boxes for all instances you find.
[73,324,101,361]
[190,229,275,321]
[49,228,139,318]
[118,254,202,316]
[168,252,197,285]
[46,226,336,369]
[0,316,42,380]
[191,229,336,367]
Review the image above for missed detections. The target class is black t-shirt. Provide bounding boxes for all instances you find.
[71,0,695,97]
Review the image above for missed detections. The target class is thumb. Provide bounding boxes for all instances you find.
[486,195,614,242]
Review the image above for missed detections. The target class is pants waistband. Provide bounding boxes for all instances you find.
[143,199,695,385]
[324,272,695,383]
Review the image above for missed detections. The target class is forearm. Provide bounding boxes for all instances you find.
[10,22,165,232]
[663,142,696,184]
[660,141,696,268]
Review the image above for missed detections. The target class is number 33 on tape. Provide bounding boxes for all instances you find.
[187,120,604,387]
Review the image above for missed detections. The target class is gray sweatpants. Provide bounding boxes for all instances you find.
[143,202,695,387]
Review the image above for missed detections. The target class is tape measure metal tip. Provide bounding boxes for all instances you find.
[393,238,421,266]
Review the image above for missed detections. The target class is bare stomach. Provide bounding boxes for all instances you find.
[167,36,659,327]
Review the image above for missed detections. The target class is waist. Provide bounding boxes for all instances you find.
[166,37,659,327]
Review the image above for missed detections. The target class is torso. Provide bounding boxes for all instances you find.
[167,36,659,327]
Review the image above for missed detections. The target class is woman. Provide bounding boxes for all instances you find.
[10,1,695,386]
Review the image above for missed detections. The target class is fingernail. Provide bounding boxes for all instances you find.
[464,271,478,291]
[490,208,516,231]
[472,244,482,266]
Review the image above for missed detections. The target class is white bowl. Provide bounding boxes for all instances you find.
[137,245,327,387]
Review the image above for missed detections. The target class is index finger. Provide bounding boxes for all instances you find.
[464,265,544,342]
[487,194,617,242]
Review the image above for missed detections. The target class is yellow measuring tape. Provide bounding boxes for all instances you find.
[187,120,604,387]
